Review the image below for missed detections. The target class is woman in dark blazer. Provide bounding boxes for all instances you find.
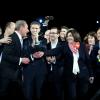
[61,28,94,100]
[22,21,47,100]
[83,31,96,99]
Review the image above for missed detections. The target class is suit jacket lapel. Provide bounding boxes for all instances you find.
[47,43,51,50]
[14,33,22,53]
[56,42,60,48]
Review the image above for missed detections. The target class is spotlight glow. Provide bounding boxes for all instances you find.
[96,20,99,23]
[39,19,43,23]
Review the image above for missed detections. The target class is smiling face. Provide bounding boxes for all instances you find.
[88,35,95,45]
[30,24,40,36]
[66,32,74,43]
[44,30,50,41]
[50,28,59,42]
[60,28,68,38]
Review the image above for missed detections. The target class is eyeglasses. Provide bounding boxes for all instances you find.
[50,32,58,34]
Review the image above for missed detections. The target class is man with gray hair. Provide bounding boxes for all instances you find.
[0,20,30,100]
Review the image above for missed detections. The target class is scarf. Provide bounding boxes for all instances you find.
[69,42,80,54]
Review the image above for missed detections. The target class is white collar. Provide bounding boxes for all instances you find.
[51,39,58,49]
[51,39,58,45]
[15,31,23,41]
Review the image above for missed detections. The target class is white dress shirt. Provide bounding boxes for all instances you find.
[51,40,58,49]
[50,40,58,71]
[72,51,80,75]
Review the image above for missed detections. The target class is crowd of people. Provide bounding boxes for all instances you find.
[0,19,100,100]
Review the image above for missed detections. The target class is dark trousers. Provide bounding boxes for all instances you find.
[89,72,100,100]
[64,75,89,100]
[0,77,24,100]
[44,66,64,100]
[23,74,46,100]
[23,62,47,100]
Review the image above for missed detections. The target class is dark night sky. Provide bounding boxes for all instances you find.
[0,16,98,38]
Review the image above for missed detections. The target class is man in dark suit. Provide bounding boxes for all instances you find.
[0,20,30,100]
[45,27,64,100]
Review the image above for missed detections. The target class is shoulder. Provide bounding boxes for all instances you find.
[79,42,86,48]
[9,32,18,41]
[9,32,16,37]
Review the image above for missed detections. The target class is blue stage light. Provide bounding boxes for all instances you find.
[39,19,43,23]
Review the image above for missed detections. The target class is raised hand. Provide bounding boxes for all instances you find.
[33,51,44,58]
[0,36,12,44]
